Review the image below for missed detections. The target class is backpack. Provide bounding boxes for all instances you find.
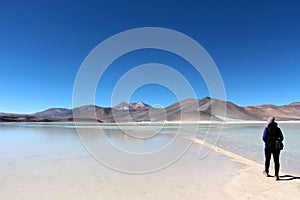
[266,126,283,150]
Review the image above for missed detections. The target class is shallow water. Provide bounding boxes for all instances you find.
[0,122,241,200]
[198,122,300,174]
[1,122,300,200]
[1,122,299,174]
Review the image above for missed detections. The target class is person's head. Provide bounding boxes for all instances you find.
[267,116,275,125]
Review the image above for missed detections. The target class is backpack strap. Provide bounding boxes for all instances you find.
[268,126,280,140]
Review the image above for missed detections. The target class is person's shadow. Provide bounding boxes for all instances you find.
[279,175,300,181]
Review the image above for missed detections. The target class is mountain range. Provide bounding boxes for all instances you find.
[1,97,300,122]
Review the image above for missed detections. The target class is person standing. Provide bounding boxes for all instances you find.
[262,117,284,181]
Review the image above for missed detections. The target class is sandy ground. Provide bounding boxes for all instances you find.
[193,138,300,200]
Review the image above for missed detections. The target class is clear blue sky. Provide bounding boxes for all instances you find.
[0,0,299,114]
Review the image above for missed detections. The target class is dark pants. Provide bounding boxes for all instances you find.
[264,148,281,176]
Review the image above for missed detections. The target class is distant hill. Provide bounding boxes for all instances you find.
[164,97,258,121]
[34,108,72,118]
[245,102,300,121]
[0,113,73,122]
[1,98,300,122]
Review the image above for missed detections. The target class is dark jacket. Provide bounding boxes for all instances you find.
[262,122,284,150]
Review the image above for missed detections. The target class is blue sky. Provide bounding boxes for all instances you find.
[0,0,299,113]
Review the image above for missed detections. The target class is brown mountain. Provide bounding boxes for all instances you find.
[1,98,300,122]
[164,97,258,121]
[113,102,151,111]
[35,108,72,118]
[245,102,300,121]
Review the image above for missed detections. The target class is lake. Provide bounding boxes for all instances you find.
[0,122,299,199]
